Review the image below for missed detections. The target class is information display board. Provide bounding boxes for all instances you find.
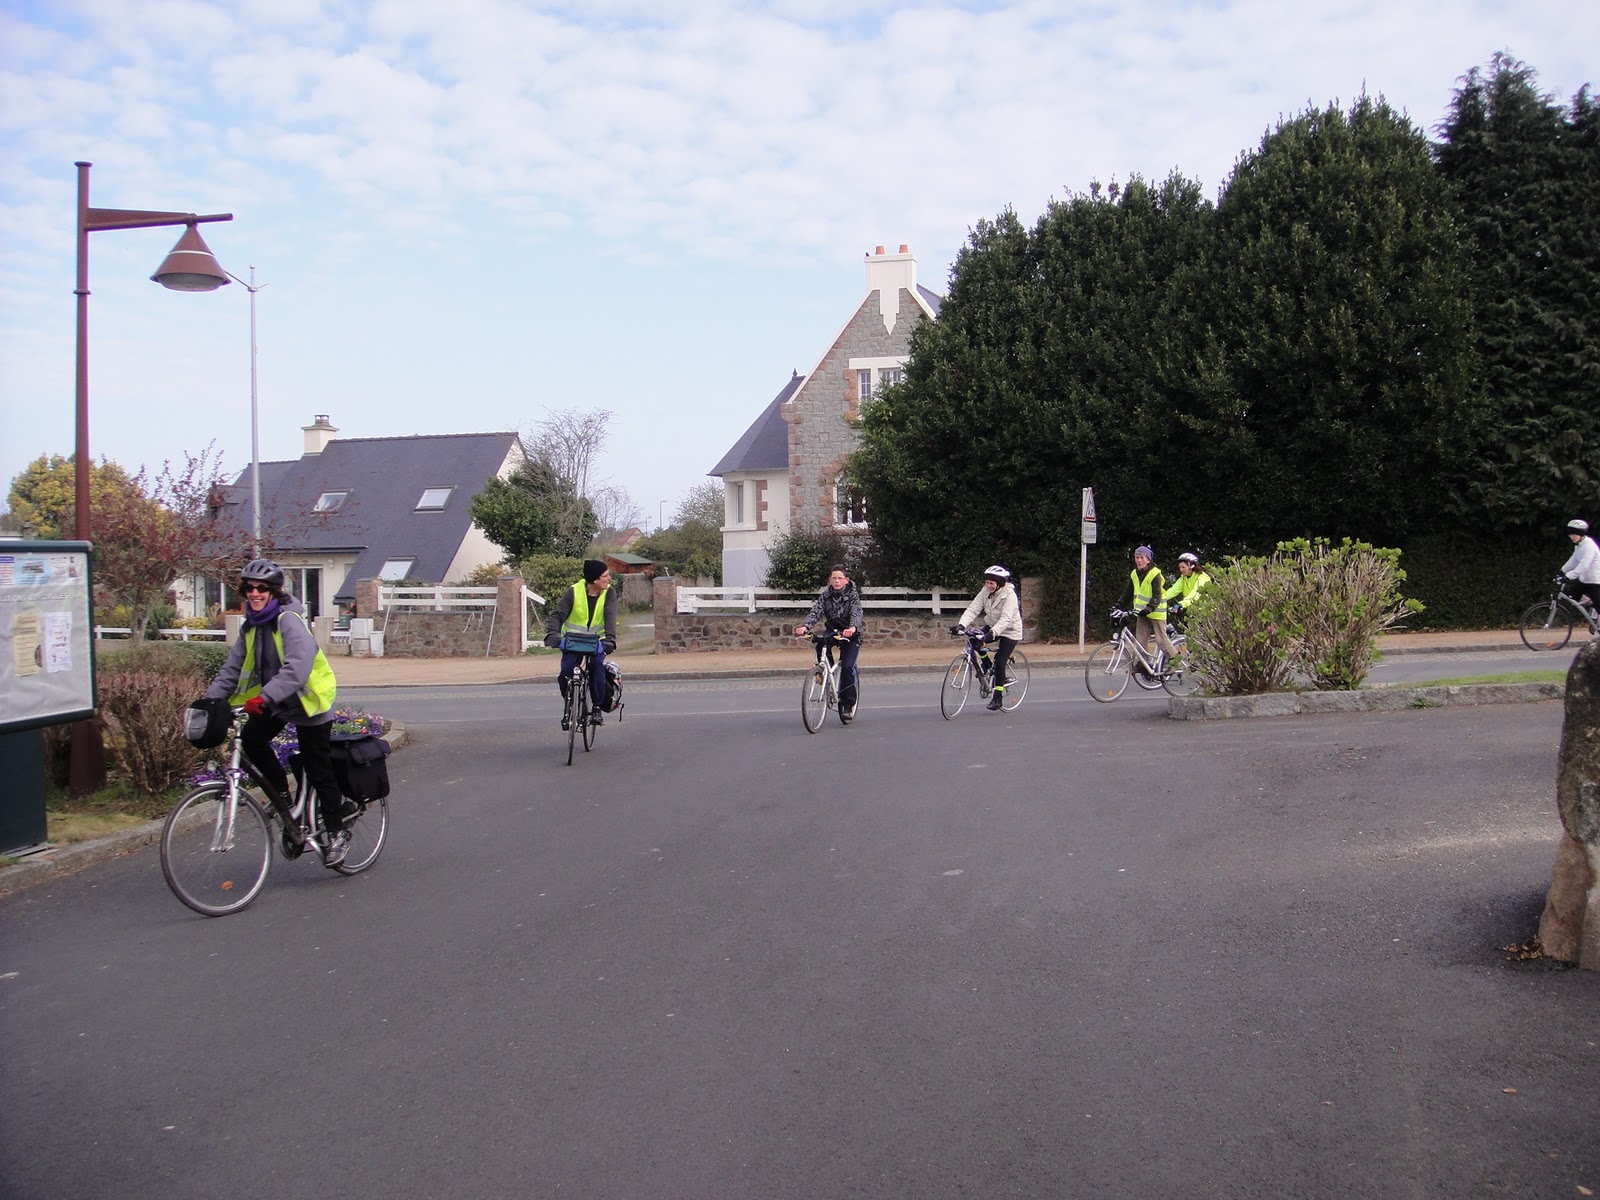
[0,541,96,733]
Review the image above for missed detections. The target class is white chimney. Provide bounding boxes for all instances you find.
[302,414,338,456]
[863,244,917,334]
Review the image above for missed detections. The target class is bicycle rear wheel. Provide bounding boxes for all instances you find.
[801,665,828,732]
[1085,642,1131,702]
[333,796,389,875]
[1162,651,1202,697]
[582,685,598,750]
[940,653,971,719]
[160,785,273,916]
[565,675,581,765]
[1520,601,1575,651]
[1000,650,1030,710]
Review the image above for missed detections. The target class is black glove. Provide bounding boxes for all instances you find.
[544,634,561,648]
[948,624,964,636]
[602,639,617,653]
[982,625,993,639]
[1109,608,1124,620]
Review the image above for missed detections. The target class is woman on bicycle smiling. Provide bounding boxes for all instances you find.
[958,565,1023,711]
[794,565,863,723]
[199,558,349,865]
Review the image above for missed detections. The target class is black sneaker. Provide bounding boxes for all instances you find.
[560,713,570,731]
[986,692,1004,711]
[591,712,604,726]
[323,830,351,868]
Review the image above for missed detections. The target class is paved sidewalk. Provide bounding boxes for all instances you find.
[330,628,1532,687]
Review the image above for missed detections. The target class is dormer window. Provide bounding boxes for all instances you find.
[378,558,415,581]
[313,490,348,514]
[416,487,454,511]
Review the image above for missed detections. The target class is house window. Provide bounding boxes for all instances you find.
[730,481,745,526]
[378,558,415,581]
[415,487,454,511]
[313,490,348,514]
[858,369,872,400]
[880,367,904,389]
[833,474,868,529]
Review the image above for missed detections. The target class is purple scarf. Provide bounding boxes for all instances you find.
[243,597,283,629]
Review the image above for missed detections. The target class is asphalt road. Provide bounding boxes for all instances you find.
[1,667,1596,1199]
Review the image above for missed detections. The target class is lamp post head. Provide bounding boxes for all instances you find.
[150,223,231,292]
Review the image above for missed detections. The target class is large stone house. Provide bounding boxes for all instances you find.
[179,415,524,620]
[710,245,942,587]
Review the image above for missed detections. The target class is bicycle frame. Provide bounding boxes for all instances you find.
[800,634,849,732]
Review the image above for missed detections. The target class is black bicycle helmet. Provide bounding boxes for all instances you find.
[239,558,285,590]
[1567,519,1589,534]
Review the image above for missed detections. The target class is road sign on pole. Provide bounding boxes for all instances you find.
[1079,488,1096,648]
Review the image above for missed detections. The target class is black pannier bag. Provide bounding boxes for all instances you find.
[185,697,233,749]
[329,732,392,802]
[603,660,623,712]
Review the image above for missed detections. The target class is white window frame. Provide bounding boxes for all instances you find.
[415,486,454,511]
[833,474,868,530]
[313,490,349,514]
[378,558,415,581]
[848,356,909,402]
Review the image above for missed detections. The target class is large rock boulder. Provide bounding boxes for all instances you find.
[1538,640,1600,967]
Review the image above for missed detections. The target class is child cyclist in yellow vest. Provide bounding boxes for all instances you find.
[544,560,618,729]
[200,559,351,866]
[1115,546,1178,665]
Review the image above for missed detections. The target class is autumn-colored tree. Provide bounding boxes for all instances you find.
[6,447,256,639]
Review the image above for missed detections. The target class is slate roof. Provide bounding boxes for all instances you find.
[917,285,942,318]
[232,431,521,600]
[709,371,803,476]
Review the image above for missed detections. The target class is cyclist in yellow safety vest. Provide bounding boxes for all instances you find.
[544,559,619,730]
[1163,552,1211,630]
[200,558,352,866]
[1114,545,1178,667]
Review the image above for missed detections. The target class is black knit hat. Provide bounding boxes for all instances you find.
[583,559,608,584]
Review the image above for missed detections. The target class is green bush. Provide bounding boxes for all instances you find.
[514,554,587,609]
[1183,539,1420,694]
[763,527,882,589]
[96,651,210,795]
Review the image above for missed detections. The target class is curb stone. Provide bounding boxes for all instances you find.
[0,720,408,899]
[1167,681,1563,720]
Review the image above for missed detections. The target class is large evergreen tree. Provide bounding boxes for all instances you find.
[1205,94,1484,546]
[1436,56,1600,530]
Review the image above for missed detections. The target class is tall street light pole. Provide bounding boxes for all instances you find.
[223,267,266,552]
[71,161,233,793]
[660,500,667,533]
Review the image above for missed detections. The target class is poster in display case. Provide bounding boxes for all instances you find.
[0,541,95,734]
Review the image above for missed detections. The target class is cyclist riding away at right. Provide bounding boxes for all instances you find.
[1116,545,1177,673]
[1559,519,1600,610]
[957,565,1023,711]
[794,565,863,724]
[1163,551,1210,631]
[545,559,618,730]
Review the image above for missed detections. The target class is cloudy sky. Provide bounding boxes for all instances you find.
[1,0,1594,534]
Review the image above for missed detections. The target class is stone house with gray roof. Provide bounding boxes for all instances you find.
[182,415,524,620]
[710,245,942,586]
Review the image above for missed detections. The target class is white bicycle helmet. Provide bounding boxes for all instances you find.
[1567,519,1589,534]
[983,564,1011,582]
[1178,552,1199,565]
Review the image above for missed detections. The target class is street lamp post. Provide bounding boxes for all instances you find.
[221,267,266,552]
[71,161,233,792]
[660,500,667,533]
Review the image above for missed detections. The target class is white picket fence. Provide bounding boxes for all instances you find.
[675,585,969,615]
[377,584,500,612]
[94,626,226,641]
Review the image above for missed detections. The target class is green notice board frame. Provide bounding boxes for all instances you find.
[0,541,96,734]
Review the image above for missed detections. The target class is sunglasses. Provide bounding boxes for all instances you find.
[240,583,273,594]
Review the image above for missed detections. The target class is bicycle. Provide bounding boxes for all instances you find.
[940,627,1031,719]
[1519,576,1600,650]
[1084,611,1199,702]
[799,633,860,732]
[160,710,389,917]
[559,633,621,763]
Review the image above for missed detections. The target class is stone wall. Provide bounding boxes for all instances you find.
[351,577,527,657]
[652,576,1043,653]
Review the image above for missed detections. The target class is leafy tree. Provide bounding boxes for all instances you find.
[7,448,254,640]
[469,459,596,561]
[1436,56,1600,531]
[1204,94,1484,547]
[631,483,724,582]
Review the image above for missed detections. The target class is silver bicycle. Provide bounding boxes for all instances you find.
[1084,611,1200,702]
[1519,576,1600,651]
[160,710,390,916]
[800,633,859,732]
[940,627,1031,718]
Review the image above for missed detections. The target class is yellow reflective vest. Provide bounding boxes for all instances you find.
[230,612,337,718]
[1130,566,1168,620]
[560,582,609,637]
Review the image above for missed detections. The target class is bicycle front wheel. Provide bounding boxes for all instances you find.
[801,665,828,733]
[1000,650,1030,710]
[1162,651,1202,697]
[582,688,598,751]
[940,654,971,719]
[1520,601,1575,651]
[1085,642,1131,702]
[565,681,580,765]
[333,796,389,875]
[160,785,273,916]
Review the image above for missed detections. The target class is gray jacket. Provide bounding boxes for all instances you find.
[202,595,335,726]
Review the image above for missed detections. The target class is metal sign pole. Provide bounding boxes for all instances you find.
[1079,487,1096,649]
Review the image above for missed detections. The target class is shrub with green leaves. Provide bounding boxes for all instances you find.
[1181,555,1299,695]
[514,554,586,607]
